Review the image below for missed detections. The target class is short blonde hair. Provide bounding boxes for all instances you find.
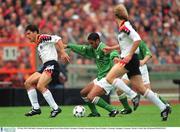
[114,4,129,20]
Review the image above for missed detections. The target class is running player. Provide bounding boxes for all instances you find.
[66,32,140,117]
[104,40,171,114]
[24,24,70,117]
[101,4,170,121]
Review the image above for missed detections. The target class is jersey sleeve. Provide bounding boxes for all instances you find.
[139,41,152,57]
[110,50,119,60]
[68,43,95,58]
[51,35,62,43]
[38,35,61,44]
[125,22,141,42]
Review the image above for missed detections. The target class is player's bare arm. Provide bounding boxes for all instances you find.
[103,45,120,54]
[140,55,152,66]
[56,40,70,63]
[113,57,121,64]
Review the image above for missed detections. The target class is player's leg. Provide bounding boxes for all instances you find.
[80,81,100,117]
[116,92,132,114]
[105,64,140,111]
[130,75,170,121]
[87,84,119,117]
[24,72,41,116]
[144,83,171,113]
[141,65,172,112]
[116,75,132,114]
[37,71,61,118]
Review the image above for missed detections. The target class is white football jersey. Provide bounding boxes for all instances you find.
[37,34,61,64]
[117,21,141,58]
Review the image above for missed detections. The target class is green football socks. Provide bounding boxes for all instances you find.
[86,101,99,114]
[119,93,131,110]
[82,97,99,114]
[94,97,116,112]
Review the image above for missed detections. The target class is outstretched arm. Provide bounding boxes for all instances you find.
[103,45,120,54]
[67,43,95,58]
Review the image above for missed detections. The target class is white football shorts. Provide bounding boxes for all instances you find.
[93,78,115,95]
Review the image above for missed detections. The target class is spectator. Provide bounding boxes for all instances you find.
[0,0,179,87]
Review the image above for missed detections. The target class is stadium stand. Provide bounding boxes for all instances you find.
[0,0,179,90]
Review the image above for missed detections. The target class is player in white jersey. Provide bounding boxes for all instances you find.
[101,4,170,121]
[24,24,70,118]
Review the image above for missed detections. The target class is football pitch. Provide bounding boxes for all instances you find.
[0,104,180,127]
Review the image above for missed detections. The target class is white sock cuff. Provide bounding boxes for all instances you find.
[144,89,150,97]
[43,89,50,97]
[92,96,100,104]
[102,78,111,85]
[112,78,123,87]
[27,88,36,94]
[82,97,89,102]
[112,78,118,86]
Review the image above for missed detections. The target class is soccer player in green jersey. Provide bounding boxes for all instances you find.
[67,32,140,117]
[104,40,171,114]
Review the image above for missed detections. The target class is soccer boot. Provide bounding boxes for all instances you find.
[120,108,132,115]
[131,94,141,111]
[50,107,62,118]
[109,110,119,117]
[87,113,101,117]
[161,106,171,121]
[166,103,172,114]
[25,108,41,116]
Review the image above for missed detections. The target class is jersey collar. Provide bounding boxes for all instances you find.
[96,42,103,51]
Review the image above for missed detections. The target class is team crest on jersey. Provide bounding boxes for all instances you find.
[96,55,100,59]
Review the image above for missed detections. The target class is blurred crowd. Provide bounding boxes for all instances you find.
[0,0,180,87]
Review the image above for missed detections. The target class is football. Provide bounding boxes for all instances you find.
[73,105,86,117]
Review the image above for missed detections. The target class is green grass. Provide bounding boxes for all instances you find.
[0,104,180,127]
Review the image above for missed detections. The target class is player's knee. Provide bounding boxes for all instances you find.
[105,77,113,85]
[86,94,95,102]
[24,80,31,89]
[80,90,85,97]
[36,84,45,93]
[80,89,88,97]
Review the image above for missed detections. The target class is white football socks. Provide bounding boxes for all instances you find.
[43,89,58,110]
[27,88,40,109]
[144,89,166,111]
[112,78,137,99]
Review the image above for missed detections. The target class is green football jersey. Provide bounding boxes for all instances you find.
[138,40,152,60]
[68,42,119,80]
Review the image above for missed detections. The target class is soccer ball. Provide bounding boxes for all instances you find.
[73,105,86,117]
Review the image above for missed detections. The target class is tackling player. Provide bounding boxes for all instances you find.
[67,32,140,117]
[24,24,70,118]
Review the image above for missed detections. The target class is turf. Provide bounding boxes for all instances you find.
[0,104,180,127]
